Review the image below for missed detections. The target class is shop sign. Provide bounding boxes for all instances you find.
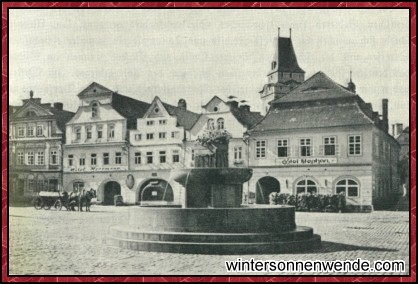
[66,166,127,172]
[276,157,338,166]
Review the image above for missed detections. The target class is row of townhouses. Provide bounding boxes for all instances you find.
[9,31,405,211]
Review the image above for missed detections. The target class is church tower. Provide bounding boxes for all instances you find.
[260,28,305,115]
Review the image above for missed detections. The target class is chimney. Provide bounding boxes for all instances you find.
[240,105,250,112]
[392,124,396,136]
[382,99,388,132]
[227,100,239,109]
[54,102,63,111]
[177,99,187,110]
[396,123,403,136]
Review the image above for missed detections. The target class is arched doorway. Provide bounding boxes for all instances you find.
[138,179,173,203]
[103,181,121,205]
[256,176,280,204]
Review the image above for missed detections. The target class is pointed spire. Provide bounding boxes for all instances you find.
[347,69,356,93]
[29,90,34,99]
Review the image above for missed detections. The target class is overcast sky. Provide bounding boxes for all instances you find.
[9,9,410,126]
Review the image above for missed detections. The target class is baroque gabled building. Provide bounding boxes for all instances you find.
[9,91,74,199]
[247,71,401,211]
[128,96,200,205]
[63,82,150,205]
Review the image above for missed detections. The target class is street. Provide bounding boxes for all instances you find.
[8,206,409,275]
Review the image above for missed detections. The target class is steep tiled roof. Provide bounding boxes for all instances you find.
[275,37,305,73]
[162,103,201,130]
[230,106,263,128]
[272,71,356,104]
[47,107,75,132]
[250,101,373,132]
[111,93,150,129]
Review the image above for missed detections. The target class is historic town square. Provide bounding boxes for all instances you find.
[7,8,411,277]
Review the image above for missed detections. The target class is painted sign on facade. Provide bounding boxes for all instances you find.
[276,157,338,166]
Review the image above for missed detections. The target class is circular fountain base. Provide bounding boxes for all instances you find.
[109,206,321,254]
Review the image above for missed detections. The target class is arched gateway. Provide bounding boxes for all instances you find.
[103,181,121,205]
[256,176,280,204]
[138,179,174,203]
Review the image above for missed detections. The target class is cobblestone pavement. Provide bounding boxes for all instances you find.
[8,206,409,276]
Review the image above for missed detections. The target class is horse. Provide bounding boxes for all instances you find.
[78,189,96,212]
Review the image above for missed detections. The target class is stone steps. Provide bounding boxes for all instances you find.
[109,225,321,254]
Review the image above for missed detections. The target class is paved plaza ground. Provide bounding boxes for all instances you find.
[8,205,410,276]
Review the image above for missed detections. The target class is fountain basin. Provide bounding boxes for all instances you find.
[109,205,321,254]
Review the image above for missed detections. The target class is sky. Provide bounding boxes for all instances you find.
[9,9,410,126]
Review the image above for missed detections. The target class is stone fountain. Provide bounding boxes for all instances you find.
[109,133,321,254]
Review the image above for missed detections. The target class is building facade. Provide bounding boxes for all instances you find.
[247,71,401,211]
[128,96,200,206]
[62,82,150,205]
[9,91,74,199]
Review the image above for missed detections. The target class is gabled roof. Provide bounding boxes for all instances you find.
[272,71,356,104]
[47,107,75,132]
[9,97,75,132]
[201,95,225,108]
[272,37,305,74]
[77,82,113,97]
[229,105,263,129]
[111,92,150,130]
[250,101,373,132]
[162,103,201,130]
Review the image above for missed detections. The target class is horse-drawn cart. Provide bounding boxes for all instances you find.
[32,191,75,211]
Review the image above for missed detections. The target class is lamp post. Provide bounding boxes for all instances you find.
[243,131,251,205]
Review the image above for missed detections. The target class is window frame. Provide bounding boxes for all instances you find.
[277,138,289,158]
[295,178,318,194]
[299,138,312,157]
[348,134,362,156]
[255,140,267,159]
[323,136,337,156]
[335,178,360,197]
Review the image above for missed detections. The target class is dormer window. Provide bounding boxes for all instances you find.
[91,102,98,118]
